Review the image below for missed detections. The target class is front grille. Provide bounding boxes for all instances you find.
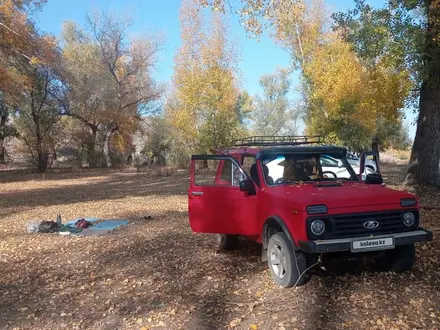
[307,210,419,239]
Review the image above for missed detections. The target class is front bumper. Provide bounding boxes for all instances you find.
[299,228,433,253]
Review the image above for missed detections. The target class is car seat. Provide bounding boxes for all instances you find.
[262,164,274,185]
[250,164,260,187]
[250,163,274,187]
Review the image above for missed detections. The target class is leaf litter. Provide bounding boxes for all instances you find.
[0,165,439,329]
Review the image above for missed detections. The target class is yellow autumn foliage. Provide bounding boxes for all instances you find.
[302,31,412,149]
[0,0,58,98]
[168,0,241,152]
[269,0,413,149]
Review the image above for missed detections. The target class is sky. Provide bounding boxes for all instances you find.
[34,0,417,139]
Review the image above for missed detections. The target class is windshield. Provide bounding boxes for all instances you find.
[261,153,359,185]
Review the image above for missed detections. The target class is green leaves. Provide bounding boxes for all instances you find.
[252,69,299,136]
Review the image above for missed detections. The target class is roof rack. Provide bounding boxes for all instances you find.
[232,135,324,147]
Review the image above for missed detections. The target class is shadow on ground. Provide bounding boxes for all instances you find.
[0,171,191,217]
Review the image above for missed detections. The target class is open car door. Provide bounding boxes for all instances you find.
[188,155,258,235]
[359,151,382,183]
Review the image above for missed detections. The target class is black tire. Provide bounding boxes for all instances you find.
[215,234,238,251]
[266,232,310,288]
[377,244,415,273]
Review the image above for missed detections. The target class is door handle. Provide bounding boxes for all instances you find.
[192,191,203,196]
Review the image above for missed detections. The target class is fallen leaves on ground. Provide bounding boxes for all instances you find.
[0,165,439,329]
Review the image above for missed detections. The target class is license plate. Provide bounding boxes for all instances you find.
[351,237,394,252]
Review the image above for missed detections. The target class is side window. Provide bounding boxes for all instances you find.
[194,159,244,186]
[220,160,232,181]
[194,159,220,186]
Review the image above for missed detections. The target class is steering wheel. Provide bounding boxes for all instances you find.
[366,166,375,174]
[322,171,337,179]
[275,178,284,184]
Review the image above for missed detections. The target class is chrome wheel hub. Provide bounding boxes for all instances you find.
[269,243,287,279]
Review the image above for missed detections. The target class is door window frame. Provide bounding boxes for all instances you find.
[191,154,253,188]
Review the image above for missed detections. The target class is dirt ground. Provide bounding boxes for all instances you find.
[0,164,439,330]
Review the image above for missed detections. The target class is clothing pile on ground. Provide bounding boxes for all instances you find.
[30,218,93,234]
[26,216,130,237]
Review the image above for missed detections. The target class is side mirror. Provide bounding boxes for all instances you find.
[365,173,383,185]
[239,179,256,195]
[337,160,343,168]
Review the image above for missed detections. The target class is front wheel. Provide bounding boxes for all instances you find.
[267,232,310,288]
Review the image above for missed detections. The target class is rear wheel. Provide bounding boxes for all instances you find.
[215,234,238,251]
[267,232,310,288]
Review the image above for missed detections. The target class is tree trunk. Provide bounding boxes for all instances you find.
[0,111,7,164]
[405,0,440,187]
[87,126,98,168]
[102,129,113,168]
[0,144,5,164]
[32,102,48,173]
[372,135,380,164]
[405,83,440,186]
[36,138,48,173]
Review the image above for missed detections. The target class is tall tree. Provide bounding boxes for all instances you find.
[61,21,111,167]
[1,0,62,171]
[302,36,411,151]
[0,0,58,166]
[252,68,298,135]
[401,0,440,186]
[169,0,242,154]
[15,65,64,172]
[83,10,163,167]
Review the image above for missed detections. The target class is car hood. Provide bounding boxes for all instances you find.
[264,182,416,211]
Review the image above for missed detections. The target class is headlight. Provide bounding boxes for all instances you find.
[401,198,417,207]
[307,204,328,215]
[403,212,415,227]
[310,219,325,235]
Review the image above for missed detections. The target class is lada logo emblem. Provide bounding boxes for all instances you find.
[363,220,379,229]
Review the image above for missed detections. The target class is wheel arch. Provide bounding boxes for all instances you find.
[262,216,297,250]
